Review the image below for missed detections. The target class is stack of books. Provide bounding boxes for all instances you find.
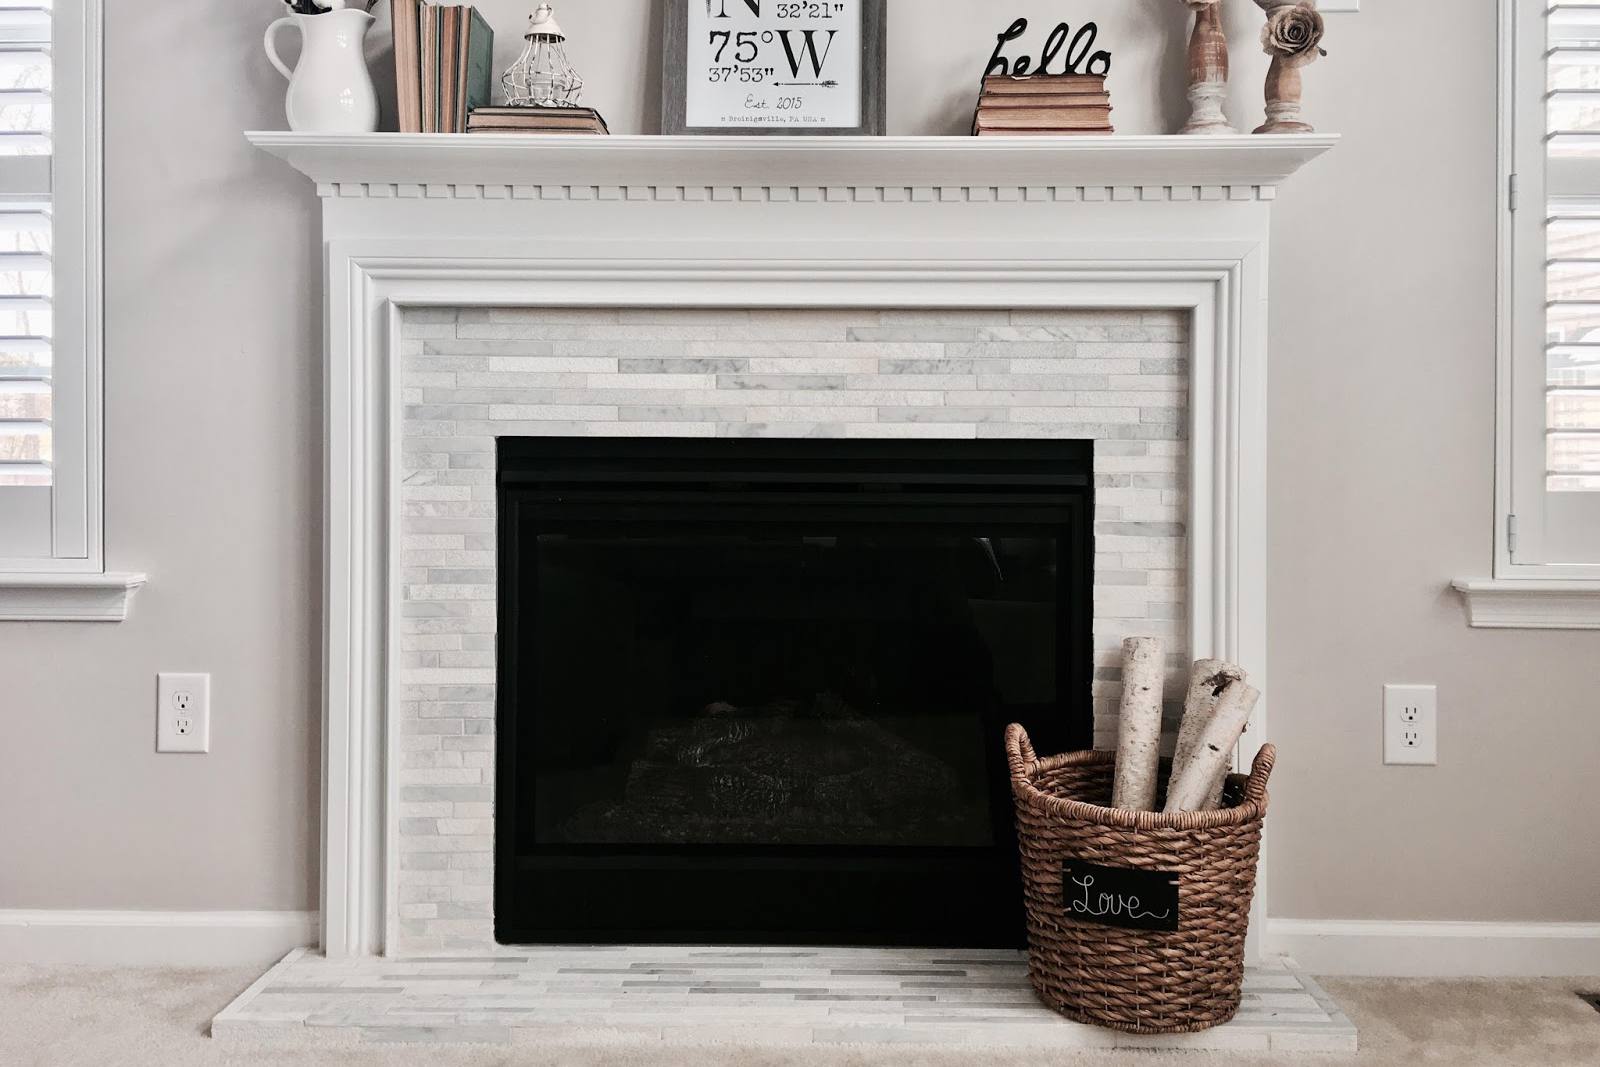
[467,106,611,135]
[972,74,1114,136]
[393,1,495,133]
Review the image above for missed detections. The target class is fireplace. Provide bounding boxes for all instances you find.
[494,438,1094,946]
[250,130,1324,960]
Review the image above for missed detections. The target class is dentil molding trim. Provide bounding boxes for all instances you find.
[1451,578,1600,630]
[247,132,1336,203]
[0,571,147,622]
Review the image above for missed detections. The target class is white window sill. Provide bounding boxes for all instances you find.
[0,572,148,622]
[1452,579,1600,630]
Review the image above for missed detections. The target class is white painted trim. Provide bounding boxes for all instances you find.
[51,0,105,565]
[0,571,145,621]
[0,910,317,967]
[1451,578,1600,629]
[316,248,1269,958]
[1266,919,1600,977]
[247,131,1336,200]
[1495,0,1518,577]
[1497,0,1600,573]
[0,0,104,569]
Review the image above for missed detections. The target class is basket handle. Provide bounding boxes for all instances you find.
[1241,743,1276,804]
[1004,722,1037,781]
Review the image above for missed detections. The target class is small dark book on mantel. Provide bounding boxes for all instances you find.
[467,106,611,135]
[973,73,1114,136]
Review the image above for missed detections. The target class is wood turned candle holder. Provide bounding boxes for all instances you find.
[1180,3,1236,136]
[1251,0,1326,136]
[1255,56,1314,134]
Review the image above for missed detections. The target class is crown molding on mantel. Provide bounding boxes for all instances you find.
[246,132,1338,203]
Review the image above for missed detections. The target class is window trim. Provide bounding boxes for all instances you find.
[0,2,141,622]
[1495,0,1600,580]
[0,0,102,574]
[1459,1,1600,628]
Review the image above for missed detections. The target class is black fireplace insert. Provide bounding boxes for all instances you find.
[496,438,1094,946]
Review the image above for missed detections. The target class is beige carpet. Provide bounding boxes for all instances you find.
[1,964,1597,1066]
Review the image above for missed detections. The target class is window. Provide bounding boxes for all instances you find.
[1504,1,1600,571]
[0,1,100,570]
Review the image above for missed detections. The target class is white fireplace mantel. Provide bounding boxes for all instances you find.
[252,131,1334,959]
[249,132,1336,200]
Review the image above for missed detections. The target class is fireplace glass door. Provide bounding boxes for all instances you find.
[496,438,1093,946]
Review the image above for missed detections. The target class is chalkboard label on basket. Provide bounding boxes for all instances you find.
[1061,861,1180,932]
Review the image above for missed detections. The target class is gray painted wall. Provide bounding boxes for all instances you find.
[1,0,1594,922]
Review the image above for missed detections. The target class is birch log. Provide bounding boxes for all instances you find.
[1163,679,1260,813]
[1201,751,1236,811]
[1167,659,1247,801]
[1111,636,1165,811]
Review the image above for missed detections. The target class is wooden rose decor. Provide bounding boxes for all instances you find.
[1178,0,1235,135]
[1252,0,1327,134]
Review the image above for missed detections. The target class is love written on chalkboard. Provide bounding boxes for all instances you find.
[986,18,1113,79]
[1061,861,1180,932]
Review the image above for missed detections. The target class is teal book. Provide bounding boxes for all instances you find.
[460,7,495,129]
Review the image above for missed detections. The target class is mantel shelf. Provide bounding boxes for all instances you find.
[247,132,1337,196]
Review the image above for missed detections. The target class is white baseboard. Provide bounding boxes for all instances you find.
[1266,919,1600,977]
[0,910,318,967]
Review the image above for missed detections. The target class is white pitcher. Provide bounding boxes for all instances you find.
[264,8,380,134]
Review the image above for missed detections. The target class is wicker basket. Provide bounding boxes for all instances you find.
[1004,723,1276,1034]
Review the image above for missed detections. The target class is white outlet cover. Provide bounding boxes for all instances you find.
[1383,684,1436,766]
[157,672,210,753]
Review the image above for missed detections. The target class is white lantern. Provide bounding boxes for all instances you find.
[501,4,584,108]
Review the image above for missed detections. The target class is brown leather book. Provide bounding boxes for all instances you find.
[440,6,462,134]
[420,4,438,133]
[393,0,422,133]
[467,107,611,135]
[975,127,1115,136]
[471,107,604,119]
[979,92,1110,109]
[467,117,605,131]
[976,109,1113,130]
[982,74,1107,95]
[468,126,608,135]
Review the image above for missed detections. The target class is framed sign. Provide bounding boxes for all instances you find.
[663,1,886,136]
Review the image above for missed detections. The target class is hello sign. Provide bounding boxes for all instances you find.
[986,18,1113,79]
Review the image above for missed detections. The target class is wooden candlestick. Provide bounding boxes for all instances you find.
[1180,4,1236,135]
[1253,54,1314,134]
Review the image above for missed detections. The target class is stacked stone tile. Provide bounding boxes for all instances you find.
[397,307,1190,952]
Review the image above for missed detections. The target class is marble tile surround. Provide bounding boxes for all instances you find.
[396,307,1190,952]
[212,947,1356,1053]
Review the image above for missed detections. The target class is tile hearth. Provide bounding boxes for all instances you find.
[213,947,1355,1053]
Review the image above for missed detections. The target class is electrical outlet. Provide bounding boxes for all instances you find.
[157,673,210,753]
[1383,684,1436,766]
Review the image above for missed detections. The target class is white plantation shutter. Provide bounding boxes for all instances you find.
[0,5,51,492]
[0,0,100,568]
[1506,1,1600,568]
